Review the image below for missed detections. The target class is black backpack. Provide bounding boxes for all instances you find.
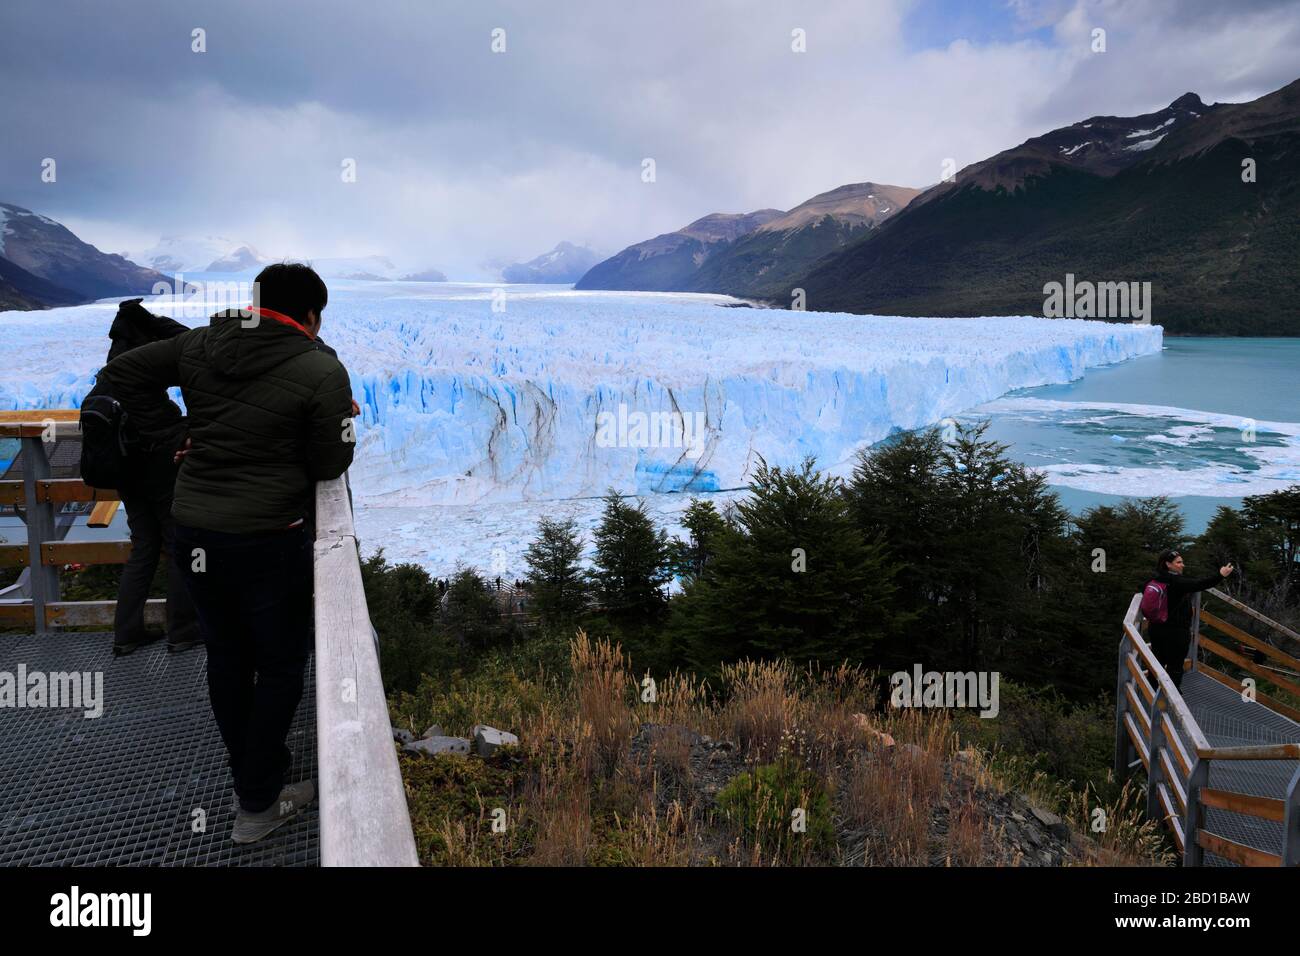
[79,392,137,489]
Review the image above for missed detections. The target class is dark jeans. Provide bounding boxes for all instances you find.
[115,483,199,646]
[175,522,313,813]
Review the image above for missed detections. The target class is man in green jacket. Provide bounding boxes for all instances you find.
[98,263,356,844]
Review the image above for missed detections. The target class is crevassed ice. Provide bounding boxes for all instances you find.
[0,284,1162,504]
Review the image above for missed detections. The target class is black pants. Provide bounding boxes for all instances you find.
[115,483,199,646]
[1148,623,1189,690]
[175,522,313,813]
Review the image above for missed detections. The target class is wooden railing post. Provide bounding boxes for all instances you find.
[1183,758,1209,867]
[20,433,59,634]
[1283,765,1300,868]
[1189,592,1202,671]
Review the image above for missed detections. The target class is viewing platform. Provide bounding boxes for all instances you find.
[1117,588,1300,866]
[0,411,417,866]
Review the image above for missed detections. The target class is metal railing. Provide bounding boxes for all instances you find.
[1116,591,1300,866]
[0,411,147,631]
[1,410,419,866]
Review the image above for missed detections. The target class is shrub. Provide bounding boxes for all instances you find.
[716,758,835,862]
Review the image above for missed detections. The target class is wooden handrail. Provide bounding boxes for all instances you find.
[1201,608,1300,675]
[1196,742,1300,761]
[1207,587,1300,646]
[1199,635,1300,702]
[1200,787,1286,823]
[0,479,119,505]
[1125,681,1151,737]
[1156,784,1184,852]
[1125,653,1155,707]
[1123,613,1211,754]
[313,475,419,867]
[1160,710,1193,779]
[1196,829,1281,867]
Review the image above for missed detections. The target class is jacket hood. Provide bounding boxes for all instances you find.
[204,308,321,379]
[108,298,189,361]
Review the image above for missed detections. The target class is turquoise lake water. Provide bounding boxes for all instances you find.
[960,338,1300,534]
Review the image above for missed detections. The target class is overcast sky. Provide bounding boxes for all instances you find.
[1,0,1297,278]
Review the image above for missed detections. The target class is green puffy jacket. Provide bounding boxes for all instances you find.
[98,309,356,533]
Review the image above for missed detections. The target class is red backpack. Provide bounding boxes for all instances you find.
[1140,580,1169,624]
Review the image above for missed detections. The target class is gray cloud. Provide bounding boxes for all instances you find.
[1,0,1297,278]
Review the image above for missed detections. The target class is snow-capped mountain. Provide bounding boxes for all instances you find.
[800,78,1300,335]
[501,242,601,284]
[131,235,267,274]
[309,255,445,282]
[0,202,170,309]
[913,92,1215,201]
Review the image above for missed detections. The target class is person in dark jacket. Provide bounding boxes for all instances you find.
[91,299,201,655]
[96,263,355,845]
[1145,549,1234,689]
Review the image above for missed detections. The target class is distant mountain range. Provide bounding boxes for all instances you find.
[131,240,447,283]
[0,212,452,312]
[575,185,918,297]
[0,202,170,311]
[801,80,1300,335]
[131,235,268,274]
[578,77,1300,334]
[682,183,920,299]
[576,209,785,292]
[502,241,601,284]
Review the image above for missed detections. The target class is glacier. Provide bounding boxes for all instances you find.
[1,280,1162,573]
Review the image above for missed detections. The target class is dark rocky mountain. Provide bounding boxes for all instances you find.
[575,209,784,291]
[0,254,84,311]
[0,202,171,308]
[798,79,1300,335]
[502,241,601,284]
[682,183,920,299]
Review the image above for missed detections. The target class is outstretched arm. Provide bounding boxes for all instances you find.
[95,334,187,447]
[1168,566,1233,597]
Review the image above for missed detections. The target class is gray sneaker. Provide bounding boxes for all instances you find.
[230,780,315,845]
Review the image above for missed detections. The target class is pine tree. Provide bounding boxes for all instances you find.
[667,497,731,584]
[591,491,671,622]
[441,565,501,649]
[523,516,589,626]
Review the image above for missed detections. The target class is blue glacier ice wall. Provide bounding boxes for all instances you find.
[0,284,1163,504]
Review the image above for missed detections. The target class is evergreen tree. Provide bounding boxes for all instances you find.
[360,549,448,693]
[847,427,948,611]
[441,565,501,649]
[523,516,589,626]
[667,497,731,584]
[591,491,671,622]
[934,421,1075,673]
[674,457,896,670]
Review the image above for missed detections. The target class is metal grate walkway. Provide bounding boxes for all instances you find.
[1179,670,1300,867]
[0,630,318,866]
